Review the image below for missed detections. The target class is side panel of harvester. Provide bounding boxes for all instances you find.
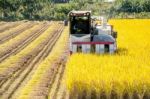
[70,35,91,53]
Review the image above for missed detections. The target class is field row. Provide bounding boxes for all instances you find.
[0,21,69,99]
[18,27,69,99]
[0,22,21,33]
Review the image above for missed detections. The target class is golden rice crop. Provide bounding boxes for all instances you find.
[65,19,150,97]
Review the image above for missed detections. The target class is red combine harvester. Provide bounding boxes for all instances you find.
[69,11,117,54]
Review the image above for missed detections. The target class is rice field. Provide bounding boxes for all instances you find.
[0,21,69,99]
[0,19,150,99]
[65,19,150,99]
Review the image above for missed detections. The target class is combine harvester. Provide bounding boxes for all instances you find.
[68,11,117,54]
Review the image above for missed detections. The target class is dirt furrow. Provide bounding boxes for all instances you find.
[32,51,68,99]
[0,22,36,44]
[45,54,67,99]
[47,44,69,99]
[54,64,67,99]
[49,64,63,98]
[0,25,64,99]
[56,68,67,99]
[50,53,70,99]
[0,23,50,63]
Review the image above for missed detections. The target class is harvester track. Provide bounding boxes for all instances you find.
[46,44,69,99]
[48,62,67,99]
[0,22,36,44]
[0,23,50,63]
[47,52,72,99]
[56,67,70,99]
[26,53,68,99]
[0,24,64,99]
[22,40,69,99]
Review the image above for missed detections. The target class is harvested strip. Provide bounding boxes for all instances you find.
[0,22,21,33]
[0,25,41,60]
[0,22,61,95]
[0,22,56,89]
[0,23,35,44]
[0,22,28,38]
[55,72,68,99]
[10,25,64,99]
[0,22,60,79]
[0,24,64,99]
[0,22,50,62]
[0,22,36,44]
[0,22,7,26]
[18,27,69,99]
[0,22,22,34]
[51,51,69,99]
[0,22,14,26]
[48,64,66,99]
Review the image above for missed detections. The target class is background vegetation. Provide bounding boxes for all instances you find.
[0,0,150,21]
[110,0,150,18]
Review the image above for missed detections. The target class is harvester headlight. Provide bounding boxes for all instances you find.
[86,12,90,15]
[70,12,73,16]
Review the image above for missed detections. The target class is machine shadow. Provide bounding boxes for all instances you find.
[115,47,128,55]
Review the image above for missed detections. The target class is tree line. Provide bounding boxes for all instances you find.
[115,0,150,13]
[0,0,150,21]
[109,0,150,18]
[0,0,76,21]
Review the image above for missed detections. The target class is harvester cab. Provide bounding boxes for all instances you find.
[69,11,117,54]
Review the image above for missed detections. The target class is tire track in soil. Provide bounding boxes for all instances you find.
[34,49,69,99]
[0,22,50,63]
[49,64,64,99]
[28,57,67,99]
[0,24,64,99]
[56,66,69,99]
[0,22,36,44]
[48,63,66,99]
[47,45,69,99]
